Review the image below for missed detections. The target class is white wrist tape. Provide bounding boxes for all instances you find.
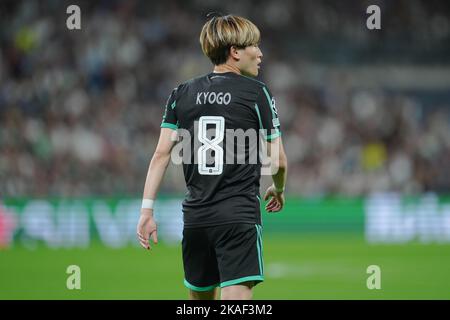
[141,199,154,210]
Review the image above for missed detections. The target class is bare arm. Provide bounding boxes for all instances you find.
[263,136,288,212]
[137,128,177,250]
[142,128,177,201]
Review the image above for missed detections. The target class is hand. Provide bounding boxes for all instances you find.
[136,209,158,250]
[263,185,285,213]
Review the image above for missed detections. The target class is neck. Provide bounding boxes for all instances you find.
[213,63,241,75]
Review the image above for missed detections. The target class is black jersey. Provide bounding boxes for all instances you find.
[160,72,281,228]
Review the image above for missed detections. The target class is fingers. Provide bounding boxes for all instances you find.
[267,203,279,212]
[272,198,284,212]
[265,198,278,212]
[265,196,284,213]
[151,230,158,245]
[265,197,275,209]
[137,232,150,250]
[271,202,282,212]
[137,229,158,250]
[263,190,271,201]
[265,198,275,209]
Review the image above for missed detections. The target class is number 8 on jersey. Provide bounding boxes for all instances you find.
[197,116,225,175]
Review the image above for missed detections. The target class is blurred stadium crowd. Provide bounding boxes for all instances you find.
[1,0,449,197]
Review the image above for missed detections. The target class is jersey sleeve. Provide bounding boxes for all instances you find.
[160,87,179,130]
[255,86,281,141]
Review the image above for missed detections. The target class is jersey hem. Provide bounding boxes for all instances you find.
[183,220,260,229]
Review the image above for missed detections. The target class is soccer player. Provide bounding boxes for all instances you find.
[137,14,287,300]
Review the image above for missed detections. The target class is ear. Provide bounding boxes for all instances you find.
[228,46,241,61]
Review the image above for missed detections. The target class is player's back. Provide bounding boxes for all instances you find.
[161,71,281,228]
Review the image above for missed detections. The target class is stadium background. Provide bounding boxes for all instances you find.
[1,0,450,299]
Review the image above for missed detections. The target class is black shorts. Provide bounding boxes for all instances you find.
[182,223,264,291]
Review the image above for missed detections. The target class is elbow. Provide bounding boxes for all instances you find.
[272,154,287,174]
[280,158,288,171]
[278,152,288,171]
[278,158,288,172]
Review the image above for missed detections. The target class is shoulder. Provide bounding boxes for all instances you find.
[180,73,210,88]
[173,73,270,97]
[237,74,268,88]
[170,74,208,97]
[236,75,273,99]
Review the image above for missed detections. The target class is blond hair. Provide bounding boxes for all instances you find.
[199,14,261,65]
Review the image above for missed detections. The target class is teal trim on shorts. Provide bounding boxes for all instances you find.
[255,224,264,275]
[259,225,264,275]
[160,122,178,130]
[184,279,219,292]
[220,275,264,288]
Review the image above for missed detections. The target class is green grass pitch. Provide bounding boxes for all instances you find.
[1,234,449,299]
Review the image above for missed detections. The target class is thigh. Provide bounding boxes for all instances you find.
[189,288,218,300]
[220,281,254,300]
[213,224,264,288]
[182,227,220,291]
